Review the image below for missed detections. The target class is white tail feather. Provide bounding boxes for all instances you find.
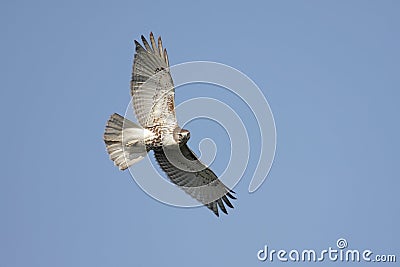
[104,113,151,170]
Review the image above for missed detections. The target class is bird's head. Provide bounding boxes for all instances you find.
[174,127,190,144]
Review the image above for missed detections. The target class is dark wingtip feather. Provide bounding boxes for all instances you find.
[134,40,147,54]
[227,191,237,200]
[222,195,234,209]
[206,203,219,217]
[134,40,142,49]
[140,35,147,45]
[217,199,228,214]
[212,202,219,217]
[140,35,153,52]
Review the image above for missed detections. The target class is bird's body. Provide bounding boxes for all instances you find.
[104,33,235,216]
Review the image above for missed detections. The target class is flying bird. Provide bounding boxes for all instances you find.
[103,33,236,216]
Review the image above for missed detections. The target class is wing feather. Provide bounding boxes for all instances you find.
[217,199,227,214]
[150,32,157,53]
[154,144,236,217]
[164,49,169,66]
[141,35,153,52]
[158,36,163,57]
[222,195,234,208]
[131,33,177,128]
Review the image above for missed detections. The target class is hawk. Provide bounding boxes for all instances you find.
[103,33,236,216]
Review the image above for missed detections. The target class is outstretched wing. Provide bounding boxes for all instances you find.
[131,33,177,129]
[153,144,236,217]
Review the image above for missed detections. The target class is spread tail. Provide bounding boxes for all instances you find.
[103,113,150,170]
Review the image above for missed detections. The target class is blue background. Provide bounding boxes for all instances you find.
[1,1,398,266]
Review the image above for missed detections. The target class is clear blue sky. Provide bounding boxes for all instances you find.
[1,1,399,266]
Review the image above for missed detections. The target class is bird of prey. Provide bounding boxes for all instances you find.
[103,33,236,216]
